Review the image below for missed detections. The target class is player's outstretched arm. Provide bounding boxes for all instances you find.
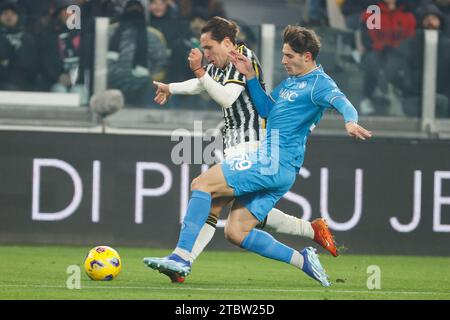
[312,75,372,140]
[152,48,206,105]
[154,78,206,105]
[331,98,372,140]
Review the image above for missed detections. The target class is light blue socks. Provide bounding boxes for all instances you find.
[176,190,212,252]
[241,228,294,263]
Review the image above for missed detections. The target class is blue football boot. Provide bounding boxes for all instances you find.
[300,247,331,287]
[143,254,191,283]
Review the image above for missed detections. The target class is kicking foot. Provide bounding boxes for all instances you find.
[300,247,331,287]
[311,218,338,257]
[143,254,191,283]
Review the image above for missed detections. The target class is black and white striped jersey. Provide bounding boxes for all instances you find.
[205,44,266,150]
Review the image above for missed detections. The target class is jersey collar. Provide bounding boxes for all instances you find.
[291,64,322,80]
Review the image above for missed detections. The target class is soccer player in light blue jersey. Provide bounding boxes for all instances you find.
[144,25,372,287]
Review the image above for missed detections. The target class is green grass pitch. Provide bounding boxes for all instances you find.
[0,245,449,300]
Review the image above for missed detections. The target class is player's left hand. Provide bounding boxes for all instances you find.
[345,122,372,140]
[188,48,203,71]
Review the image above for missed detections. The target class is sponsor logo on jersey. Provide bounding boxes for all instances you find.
[298,81,307,89]
[279,88,298,102]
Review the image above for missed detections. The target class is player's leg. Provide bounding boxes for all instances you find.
[171,165,233,259]
[190,163,235,197]
[225,199,330,287]
[143,164,235,278]
[258,208,314,239]
[259,208,338,257]
[188,196,233,263]
[143,155,284,280]
[155,197,232,283]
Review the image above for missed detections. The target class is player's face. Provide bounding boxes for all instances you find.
[281,43,312,76]
[200,32,233,69]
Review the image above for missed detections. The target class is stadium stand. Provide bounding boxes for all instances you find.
[0,0,449,136]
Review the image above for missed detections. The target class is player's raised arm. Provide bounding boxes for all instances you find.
[229,50,274,117]
[188,48,245,109]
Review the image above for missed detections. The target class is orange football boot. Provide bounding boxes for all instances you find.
[311,218,339,257]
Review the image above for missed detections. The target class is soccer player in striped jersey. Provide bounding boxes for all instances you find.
[148,17,337,283]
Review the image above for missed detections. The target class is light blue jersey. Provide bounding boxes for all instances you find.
[259,65,358,170]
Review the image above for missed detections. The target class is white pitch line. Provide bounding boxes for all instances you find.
[0,284,449,296]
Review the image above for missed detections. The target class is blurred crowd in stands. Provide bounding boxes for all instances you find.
[0,0,230,106]
[308,0,449,117]
[0,0,449,117]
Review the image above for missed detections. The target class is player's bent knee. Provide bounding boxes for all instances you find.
[224,225,244,246]
[190,177,209,192]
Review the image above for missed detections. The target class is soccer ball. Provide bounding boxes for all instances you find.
[84,246,122,281]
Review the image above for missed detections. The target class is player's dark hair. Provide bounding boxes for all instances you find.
[201,16,240,45]
[282,25,321,60]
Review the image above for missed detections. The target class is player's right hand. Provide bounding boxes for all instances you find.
[153,81,171,105]
[188,48,203,71]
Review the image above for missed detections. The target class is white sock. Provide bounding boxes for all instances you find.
[290,250,304,269]
[265,208,314,239]
[173,247,191,262]
[173,223,216,263]
[189,223,216,263]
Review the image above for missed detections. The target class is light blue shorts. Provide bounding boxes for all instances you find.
[221,152,297,221]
